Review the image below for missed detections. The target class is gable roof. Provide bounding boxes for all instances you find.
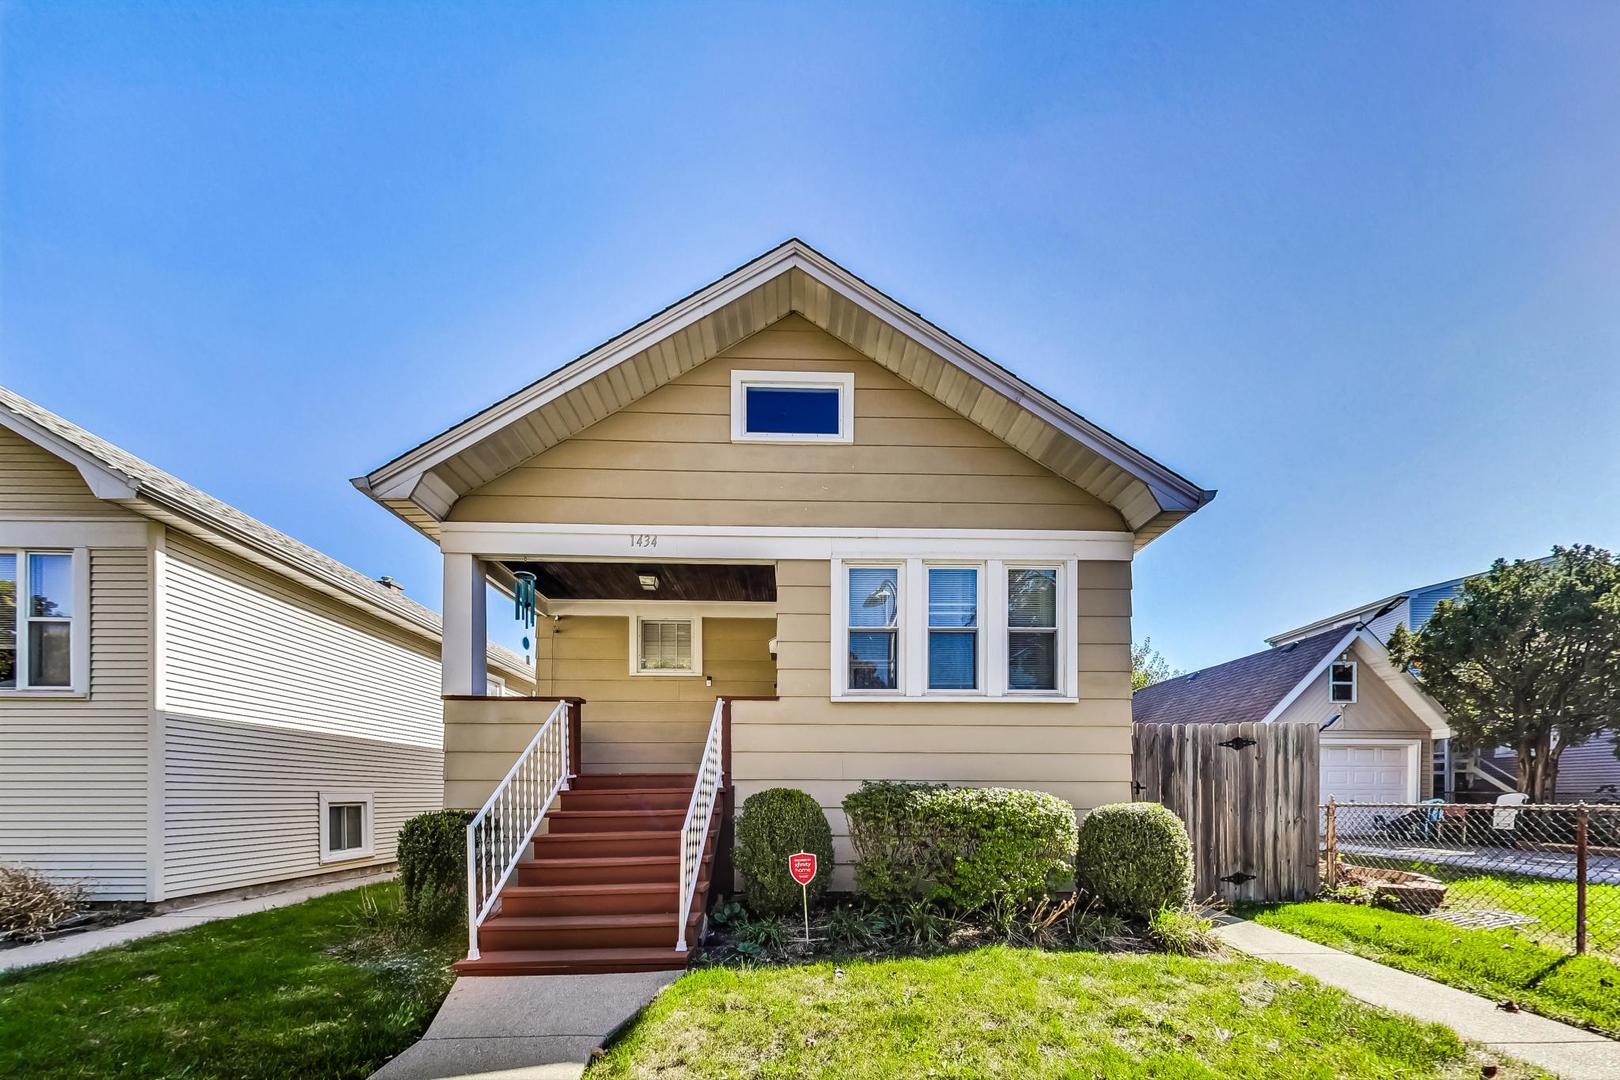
[1133,626,1351,727]
[1135,624,1450,738]
[0,385,531,682]
[354,239,1215,548]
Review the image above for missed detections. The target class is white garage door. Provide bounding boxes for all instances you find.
[1321,743,1413,804]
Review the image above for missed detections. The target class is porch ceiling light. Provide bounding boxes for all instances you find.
[637,574,659,592]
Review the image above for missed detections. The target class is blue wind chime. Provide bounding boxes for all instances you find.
[513,571,538,660]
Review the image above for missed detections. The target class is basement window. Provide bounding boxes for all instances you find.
[320,791,374,863]
[1329,661,1357,704]
[731,370,854,443]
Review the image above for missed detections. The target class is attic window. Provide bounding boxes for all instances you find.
[731,370,854,444]
[1329,661,1357,704]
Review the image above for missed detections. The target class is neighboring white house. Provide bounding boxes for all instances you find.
[0,386,533,903]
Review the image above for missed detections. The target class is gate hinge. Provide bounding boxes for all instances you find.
[1217,737,1257,750]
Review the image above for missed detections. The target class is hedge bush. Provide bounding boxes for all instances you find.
[735,788,834,916]
[843,781,1077,911]
[1074,802,1193,919]
[398,809,473,932]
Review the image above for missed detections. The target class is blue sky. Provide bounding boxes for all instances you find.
[3,2,1617,670]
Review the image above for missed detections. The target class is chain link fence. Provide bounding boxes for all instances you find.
[1321,801,1620,956]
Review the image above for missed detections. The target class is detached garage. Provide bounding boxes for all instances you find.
[1133,624,1451,803]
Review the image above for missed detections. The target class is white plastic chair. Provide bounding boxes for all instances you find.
[1492,791,1530,831]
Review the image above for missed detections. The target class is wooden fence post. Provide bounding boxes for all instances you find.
[1324,798,1339,891]
[1575,804,1589,955]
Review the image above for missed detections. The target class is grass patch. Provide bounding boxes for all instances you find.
[1350,860,1620,954]
[1246,901,1620,1038]
[0,881,458,1080]
[586,946,1539,1079]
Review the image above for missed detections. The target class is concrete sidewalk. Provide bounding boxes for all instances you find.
[0,874,390,973]
[1213,915,1620,1080]
[371,971,681,1080]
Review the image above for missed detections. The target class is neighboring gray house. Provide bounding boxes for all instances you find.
[1269,562,1618,802]
[1134,624,1451,804]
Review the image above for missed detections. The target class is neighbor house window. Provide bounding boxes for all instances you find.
[1,550,83,693]
[1006,567,1059,692]
[730,370,854,443]
[927,567,979,691]
[847,566,900,691]
[636,618,697,675]
[1329,661,1357,704]
[319,791,374,862]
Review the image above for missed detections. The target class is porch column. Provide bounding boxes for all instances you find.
[442,552,488,695]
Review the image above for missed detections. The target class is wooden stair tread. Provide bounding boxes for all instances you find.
[503,882,681,896]
[536,829,683,840]
[522,853,705,868]
[485,911,701,930]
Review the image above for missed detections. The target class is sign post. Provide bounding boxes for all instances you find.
[788,851,817,944]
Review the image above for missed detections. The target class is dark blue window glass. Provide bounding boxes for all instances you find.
[744,386,840,435]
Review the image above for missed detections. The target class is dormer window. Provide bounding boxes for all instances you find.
[731,370,854,443]
[1329,660,1357,704]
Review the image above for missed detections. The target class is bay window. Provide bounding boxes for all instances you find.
[1,549,83,694]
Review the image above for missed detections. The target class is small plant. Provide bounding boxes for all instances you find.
[0,864,85,942]
[734,788,834,917]
[1068,899,1133,951]
[893,900,956,953]
[823,904,890,951]
[1075,802,1193,919]
[396,810,473,932]
[1321,881,1375,905]
[733,914,792,958]
[1146,904,1220,957]
[708,900,748,927]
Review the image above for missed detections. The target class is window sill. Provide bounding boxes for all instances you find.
[0,689,88,701]
[630,670,704,678]
[831,694,1078,704]
[320,848,375,865]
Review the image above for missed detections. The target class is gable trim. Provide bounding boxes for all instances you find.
[1261,626,1451,738]
[0,406,139,501]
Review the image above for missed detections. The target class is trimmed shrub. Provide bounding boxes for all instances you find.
[398,810,473,932]
[843,781,1078,911]
[1074,802,1193,919]
[735,788,834,916]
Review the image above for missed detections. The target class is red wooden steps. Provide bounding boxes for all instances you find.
[454,773,715,976]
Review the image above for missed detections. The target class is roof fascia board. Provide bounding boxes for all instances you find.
[1259,627,1361,724]
[1266,591,1409,646]
[0,407,139,500]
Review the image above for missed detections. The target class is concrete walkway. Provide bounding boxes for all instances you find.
[0,874,390,973]
[1213,916,1620,1080]
[371,971,681,1080]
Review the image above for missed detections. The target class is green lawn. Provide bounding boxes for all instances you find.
[586,946,1543,1079]
[0,881,458,1080]
[1345,859,1620,954]
[1247,901,1620,1038]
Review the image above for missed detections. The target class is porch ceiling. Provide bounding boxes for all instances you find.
[507,560,776,602]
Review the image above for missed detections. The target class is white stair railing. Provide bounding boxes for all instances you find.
[465,699,571,960]
[677,697,725,951]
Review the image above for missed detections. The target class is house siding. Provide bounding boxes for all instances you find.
[732,558,1133,891]
[159,532,443,899]
[446,315,1128,534]
[0,431,152,899]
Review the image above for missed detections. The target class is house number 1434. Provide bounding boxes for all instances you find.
[630,534,658,549]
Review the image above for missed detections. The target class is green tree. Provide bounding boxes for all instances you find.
[1132,637,1182,692]
[1387,546,1620,802]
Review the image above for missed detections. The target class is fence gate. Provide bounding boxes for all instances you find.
[1132,722,1319,903]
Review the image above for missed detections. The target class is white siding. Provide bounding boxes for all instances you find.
[159,533,444,899]
[0,546,151,900]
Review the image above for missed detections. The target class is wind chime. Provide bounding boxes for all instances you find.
[513,570,538,662]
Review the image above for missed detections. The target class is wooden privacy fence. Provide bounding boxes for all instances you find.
[1132,722,1319,903]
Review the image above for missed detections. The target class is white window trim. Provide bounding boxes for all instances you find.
[0,546,90,698]
[831,557,1076,702]
[1330,660,1358,704]
[319,790,375,863]
[629,613,704,677]
[730,369,855,444]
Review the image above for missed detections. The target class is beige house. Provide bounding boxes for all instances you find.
[355,239,1215,973]
[0,388,532,904]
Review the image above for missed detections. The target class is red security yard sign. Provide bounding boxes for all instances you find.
[789,852,817,942]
